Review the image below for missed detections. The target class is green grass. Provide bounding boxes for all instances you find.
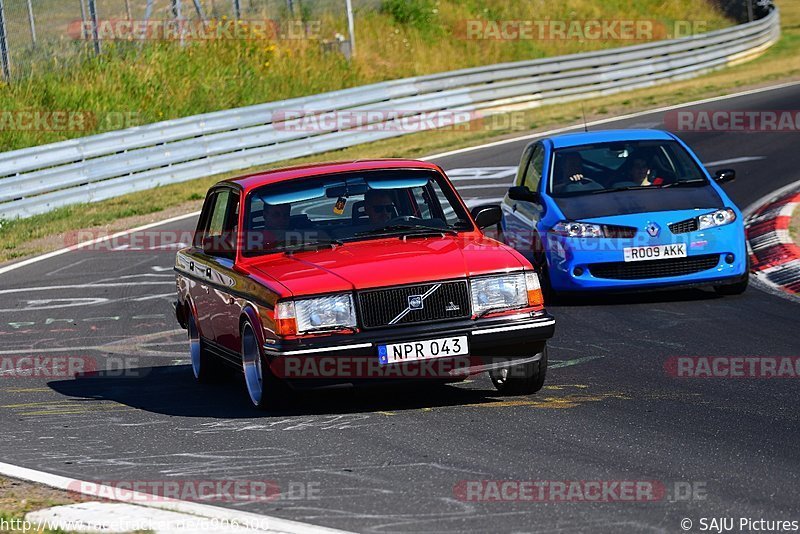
[0,0,732,150]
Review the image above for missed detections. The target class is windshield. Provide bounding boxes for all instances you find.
[243,169,473,256]
[549,140,709,197]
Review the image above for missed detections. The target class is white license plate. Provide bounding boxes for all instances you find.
[378,336,468,365]
[623,244,687,262]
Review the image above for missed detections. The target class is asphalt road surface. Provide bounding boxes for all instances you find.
[0,83,799,533]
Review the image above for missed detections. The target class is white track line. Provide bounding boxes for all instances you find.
[0,211,201,276]
[0,461,350,534]
[421,80,800,161]
[3,80,800,281]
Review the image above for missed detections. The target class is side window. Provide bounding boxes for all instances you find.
[207,190,231,238]
[430,180,461,226]
[195,188,239,256]
[522,144,544,192]
[515,145,535,186]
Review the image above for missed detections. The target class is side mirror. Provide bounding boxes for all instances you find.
[202,234,235,259]
[508,185,540,203]
[471,204,502,230]
[714,169,736,184]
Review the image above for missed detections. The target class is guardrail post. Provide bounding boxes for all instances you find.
[87,0,101,54]
[26,0,36,45]
[345,0,355,58]
[79,0,87,40]
[0,0,10,80]
[232,0,240,20]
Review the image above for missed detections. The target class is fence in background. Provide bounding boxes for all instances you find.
[0,7,780,220]
[0,0,369,78]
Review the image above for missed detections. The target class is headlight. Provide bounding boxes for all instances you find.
[552,221,603,238]
[470,272,544,316]
[697,208,736,230]
[275,294,356,335]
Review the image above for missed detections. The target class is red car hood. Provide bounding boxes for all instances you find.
[247,235,527,297]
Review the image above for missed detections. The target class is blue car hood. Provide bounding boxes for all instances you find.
[553,185,724,219]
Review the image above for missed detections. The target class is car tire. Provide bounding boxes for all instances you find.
[188,314,221,383]
[241,320,284,410]
[714,272,749,295]
[489,346,548,395]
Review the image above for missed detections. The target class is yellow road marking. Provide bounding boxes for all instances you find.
[474,392,630,409]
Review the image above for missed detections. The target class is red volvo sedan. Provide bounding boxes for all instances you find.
[174,159,555,409]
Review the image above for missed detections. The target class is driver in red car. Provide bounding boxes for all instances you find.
[364,189,396,226]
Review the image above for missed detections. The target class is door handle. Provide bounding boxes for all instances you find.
[226,296,235,305]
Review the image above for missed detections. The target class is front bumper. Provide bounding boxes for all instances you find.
[262,311,555,389]
[546,223,747,291]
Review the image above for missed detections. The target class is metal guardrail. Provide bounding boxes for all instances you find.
[0,9,780,220]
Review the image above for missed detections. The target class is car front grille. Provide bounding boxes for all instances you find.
[668,218,698,234]
[588,254,720,280]
[357,280,471,329]
[602,225,637,238]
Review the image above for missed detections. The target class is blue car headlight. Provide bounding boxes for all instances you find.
[697,208,736,230]
[552,221,603,238]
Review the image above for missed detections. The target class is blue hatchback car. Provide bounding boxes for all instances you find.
[499,129,748,296]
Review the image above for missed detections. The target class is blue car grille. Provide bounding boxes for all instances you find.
[668,218,698,234]
[589,254,720,280]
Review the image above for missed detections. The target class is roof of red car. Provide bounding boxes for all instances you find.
[223,159,444,192]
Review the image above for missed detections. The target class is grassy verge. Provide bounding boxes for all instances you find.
[0,476,87,533]
[0,0,731,150]
[2,2,799,264]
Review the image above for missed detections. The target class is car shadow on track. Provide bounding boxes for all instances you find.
[551,287,727,307]
[47,364,507,418]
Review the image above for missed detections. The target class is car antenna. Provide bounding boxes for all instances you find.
[580,102,589,132]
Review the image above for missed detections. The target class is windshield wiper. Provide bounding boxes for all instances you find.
[279,239,343,254]
[661,179,707,188]
[354,223,457,238]
[589,185,652,195]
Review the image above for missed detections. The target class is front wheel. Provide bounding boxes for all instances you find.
[241,321,285,410]
[714,273,749,295]
[489,347,548,395]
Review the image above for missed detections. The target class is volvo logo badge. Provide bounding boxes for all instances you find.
[445,301,460,312]
[646,222,661,237]
[408,295,424,310]
[389,284,442,325]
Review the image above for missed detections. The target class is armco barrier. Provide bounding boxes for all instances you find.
[0,9,780,220]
